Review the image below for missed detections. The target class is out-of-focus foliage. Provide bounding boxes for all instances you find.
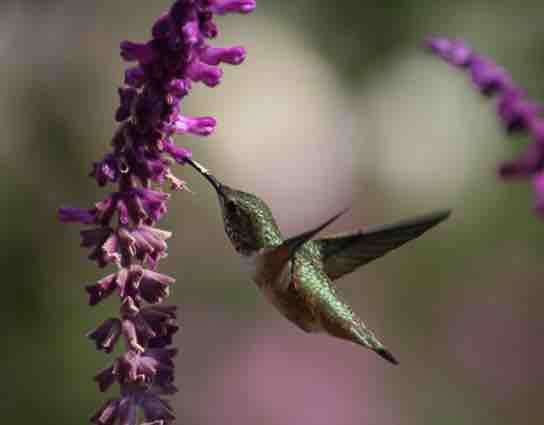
[0,1,539,424]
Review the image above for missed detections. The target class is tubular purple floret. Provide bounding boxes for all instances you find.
[58,1,255,423]
[425,37,544,217]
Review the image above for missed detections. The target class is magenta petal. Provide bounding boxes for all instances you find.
[120,40,157,64]
[91,399,120,425]
[204,0,257,15]
[165,79,190,97]
[124,66,146,89]
[141,393,176,423]
[533,172,544,213]
[87,318,122,353]
[86,273,118,306]
[182,20,200,45]
[186,60,223,87]
[94,366,116,392]
[425,37,472,67]
[199,45,246,66]
[118,397,137,425]
[152,13,175,39]
[166,114,216,136]
[163,140,192,164]
[59,207,97,224]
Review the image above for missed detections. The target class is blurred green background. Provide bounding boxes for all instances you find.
[0,0,539,424]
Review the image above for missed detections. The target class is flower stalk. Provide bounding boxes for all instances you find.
[59,1,255,424]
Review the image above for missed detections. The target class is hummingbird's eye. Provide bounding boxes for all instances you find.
[226,200,238,214]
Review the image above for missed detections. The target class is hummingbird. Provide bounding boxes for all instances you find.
[187,159,450,365]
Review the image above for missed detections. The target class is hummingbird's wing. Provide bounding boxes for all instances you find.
[261,210,347,291]
[316,210,450,281]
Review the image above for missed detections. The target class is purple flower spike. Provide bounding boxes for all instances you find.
[59,1,254,423]
[425,37,544,218]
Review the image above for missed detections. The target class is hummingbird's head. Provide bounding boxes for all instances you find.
[187,159,282,255]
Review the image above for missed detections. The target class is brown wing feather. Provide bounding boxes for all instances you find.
[317,210,450,280]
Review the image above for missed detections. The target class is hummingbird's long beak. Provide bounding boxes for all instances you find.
[185,158,226,198]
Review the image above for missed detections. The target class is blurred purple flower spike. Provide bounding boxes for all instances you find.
[425,37,544,217]
[58,1,255,424]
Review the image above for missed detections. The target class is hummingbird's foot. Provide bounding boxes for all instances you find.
[375,347,399,365]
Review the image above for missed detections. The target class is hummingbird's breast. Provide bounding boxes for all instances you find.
[250,250,330,333]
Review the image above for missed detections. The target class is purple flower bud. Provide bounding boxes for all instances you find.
[140,305,179,348]
[186,60,223,86]
[120,298,180,350]
[165,79,190,97]
[118,397,137,425]
[153,368,178,395]
[182,20,200,45]
[533,171,544,212]
[116,199,131,225]
[88,229,122,267]
[199,12,219,38]
[163,139,192,163]
[140,393,176,423]
[59,207,98,224]
[120,225,171,266]
[124,66,147,89]
[80,227,112,249]
[530,118,544,144]
[114,347,176,386]
[116,88,138,122]
[114,351,146,384]
[152,14,175,40]
[202,0,257,15]
[199,45,246,65]
[86,273,118,306]
[138,268,176,304]
[123,318,145,352]
[88,318,122,353]
[117,266,141,299]
[469,56,511,95]
[165,114,216,136]
[169,0,197,26]
[497,88,541,132]
[499,142,544,178]
[120,41,157,64]
[132,94,164,133]
[94,366,116,392]
[91,399,120,425]
[124,187,170,223]
[91,154,120,185]
[424,37,472,67]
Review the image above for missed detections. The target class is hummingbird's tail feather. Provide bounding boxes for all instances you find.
[375,347,399,365]
[349,324,399,365]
